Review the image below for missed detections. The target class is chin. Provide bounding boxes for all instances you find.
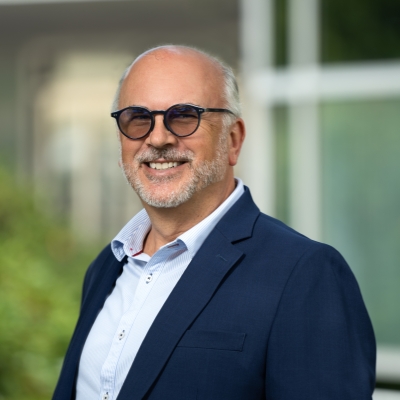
[137,177,198,208]
[137,188,194,208]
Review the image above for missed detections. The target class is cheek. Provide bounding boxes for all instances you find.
[120,140,142,161]
[189,132,221,161]
[190,144,215,164]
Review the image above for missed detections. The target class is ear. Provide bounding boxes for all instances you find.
[228,118,246,166]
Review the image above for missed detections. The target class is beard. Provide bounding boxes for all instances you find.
[121,135,229,208]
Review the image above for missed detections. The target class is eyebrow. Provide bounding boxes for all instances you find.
[124,102,203,110]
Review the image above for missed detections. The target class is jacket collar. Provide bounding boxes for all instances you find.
[215,186,260,242]
[117,187,260,400]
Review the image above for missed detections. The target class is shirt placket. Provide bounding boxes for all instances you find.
[98,242,183,400]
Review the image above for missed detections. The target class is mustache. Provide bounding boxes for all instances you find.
[135,147,194,163]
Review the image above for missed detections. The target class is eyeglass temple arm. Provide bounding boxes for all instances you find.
[204,108,236,115]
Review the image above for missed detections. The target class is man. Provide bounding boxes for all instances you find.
[53,45,376,400]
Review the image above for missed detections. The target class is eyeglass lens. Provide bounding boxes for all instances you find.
[118,105,200,139]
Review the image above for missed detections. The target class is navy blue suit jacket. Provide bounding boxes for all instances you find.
[53,187,376,399]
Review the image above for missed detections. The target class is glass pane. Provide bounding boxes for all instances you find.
[321,0,400,63]
[275,0,288,66]
[321,98,400,345]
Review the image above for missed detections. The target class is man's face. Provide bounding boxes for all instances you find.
[117,50,233,208]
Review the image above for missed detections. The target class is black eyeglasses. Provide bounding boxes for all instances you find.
[111,103,235,140]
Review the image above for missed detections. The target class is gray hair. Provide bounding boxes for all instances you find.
[111,45,241,125]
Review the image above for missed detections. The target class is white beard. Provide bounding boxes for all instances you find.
[121,136,228,208]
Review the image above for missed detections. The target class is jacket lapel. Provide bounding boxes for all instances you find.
[53,248,124,400]
[117,188,260,400]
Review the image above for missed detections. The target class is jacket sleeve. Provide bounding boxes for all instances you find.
[265,244,376,399]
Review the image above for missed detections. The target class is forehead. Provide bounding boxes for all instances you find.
[118,50,224,109]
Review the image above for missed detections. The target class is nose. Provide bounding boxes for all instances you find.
[145,115,178,148]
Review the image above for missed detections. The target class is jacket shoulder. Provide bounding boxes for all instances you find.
[81,244,115,305]
[253,211,325,254]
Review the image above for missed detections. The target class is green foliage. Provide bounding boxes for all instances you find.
[0,168,98,400]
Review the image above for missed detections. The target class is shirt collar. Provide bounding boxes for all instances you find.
[111,209,151,261]
[111,178,244,261]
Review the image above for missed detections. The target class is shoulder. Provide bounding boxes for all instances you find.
[222,187,347,276]
[85,243,114,276]
[252,211,337,262]
[81,244,115,299]
[236,210,359,298]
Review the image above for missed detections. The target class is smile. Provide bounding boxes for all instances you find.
[148,161,183,170]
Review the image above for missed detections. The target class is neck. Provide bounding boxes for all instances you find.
[142,177,236,256]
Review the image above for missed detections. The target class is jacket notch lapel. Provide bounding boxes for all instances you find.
[117,230,243,400]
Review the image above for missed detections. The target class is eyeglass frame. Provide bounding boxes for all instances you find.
[110,103,236,140]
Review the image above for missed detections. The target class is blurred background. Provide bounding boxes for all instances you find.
[0,0,399,399]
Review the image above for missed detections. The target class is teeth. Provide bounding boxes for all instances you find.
[149,162,181,170]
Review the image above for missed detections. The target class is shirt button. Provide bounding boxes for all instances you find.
[103,393,109,400]
[118,330,125,340]
[145,274,153,283]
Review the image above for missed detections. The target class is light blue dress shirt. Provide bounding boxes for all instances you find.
[76,179,244,400]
